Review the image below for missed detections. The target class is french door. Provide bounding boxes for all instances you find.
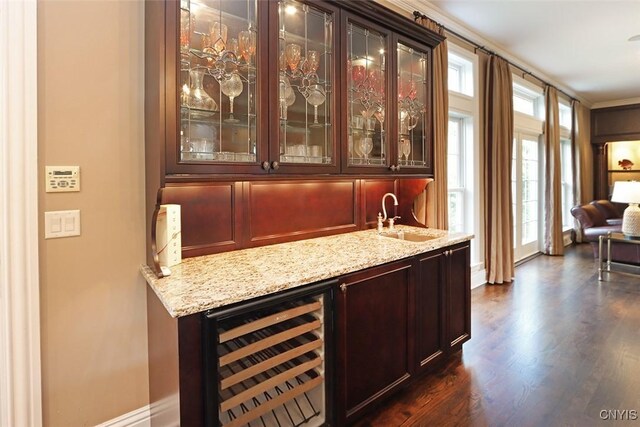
[512,132,542,261]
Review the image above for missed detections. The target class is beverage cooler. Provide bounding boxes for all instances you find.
[204,280,336,427]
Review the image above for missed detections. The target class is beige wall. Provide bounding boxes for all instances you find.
[38,1,148,425]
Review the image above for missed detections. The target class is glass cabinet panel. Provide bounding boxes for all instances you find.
[347,23,387,166]
[397,42,428,168]
[179,0,258,163]
[278,0,333,165]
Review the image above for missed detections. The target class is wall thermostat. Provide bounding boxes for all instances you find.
[45,166,80,192]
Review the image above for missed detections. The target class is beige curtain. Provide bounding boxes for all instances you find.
[417,18,448,229]
[484,55,514,284]
[543,86,564,255]
[571,101,593,242]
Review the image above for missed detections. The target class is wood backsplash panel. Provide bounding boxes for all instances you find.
[245,180,359,245]
[162,183,241,257]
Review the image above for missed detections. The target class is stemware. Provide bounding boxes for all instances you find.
[351,65,366,88]
[368,68,383,96]
[180,10,193,55]
[238,30,256,64]
[227,38,239,58]
[306,84,326,126]
[305,50,320,76]
[401,138,411,164]
[279,52,287,72]
[360,137,373,163]
[220,72,243,122]
[285,44,301,73]
[279,74,296,120]
[210,22,228,56]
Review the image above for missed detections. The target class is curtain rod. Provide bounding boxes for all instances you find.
[412,11,577,103]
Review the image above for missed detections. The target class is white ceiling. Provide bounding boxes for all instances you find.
[424,0,640,106]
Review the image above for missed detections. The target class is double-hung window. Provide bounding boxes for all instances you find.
[512,76,544,261]
[447,47,480,269]
[559,101,573,232]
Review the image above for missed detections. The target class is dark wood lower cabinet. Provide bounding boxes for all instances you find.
[416,251,447,373]
[147,242,471,426]
[336,260,415,425]
[336,243,471,425]
[447,243,471,350]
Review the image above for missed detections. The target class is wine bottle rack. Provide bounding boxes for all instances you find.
[215,296,327,427]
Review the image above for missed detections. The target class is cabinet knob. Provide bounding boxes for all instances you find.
[271,161,280,170]
[389,165,397,172]
[340,283,347,293]
[261,161,271,171]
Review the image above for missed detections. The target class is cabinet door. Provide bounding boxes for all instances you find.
[336,260,414,424]
[393,35,433,175]
[415,250,446,373]
[268,0,340,174]
[341,13,393,174]
[167,0,269,175]
[447,244,471,350]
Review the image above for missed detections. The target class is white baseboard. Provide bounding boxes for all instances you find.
[95,405,150,427]
[471,268,486,289]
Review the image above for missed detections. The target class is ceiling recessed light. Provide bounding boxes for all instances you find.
[629,34,640,42]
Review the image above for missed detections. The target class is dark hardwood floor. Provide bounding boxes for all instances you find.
[355,244,640,427]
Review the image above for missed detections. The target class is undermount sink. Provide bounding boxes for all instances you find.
[379,231,438,243]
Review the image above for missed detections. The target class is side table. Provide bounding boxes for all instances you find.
[598,231,640,281]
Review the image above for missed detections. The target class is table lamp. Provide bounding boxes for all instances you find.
[611,181,640,238]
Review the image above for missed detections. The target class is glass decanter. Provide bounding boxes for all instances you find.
[188,69,218,111]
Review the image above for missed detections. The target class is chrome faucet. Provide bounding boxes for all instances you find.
[378,192,400,232]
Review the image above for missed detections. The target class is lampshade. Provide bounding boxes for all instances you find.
[611,181,640,204]
[610,180,640,238]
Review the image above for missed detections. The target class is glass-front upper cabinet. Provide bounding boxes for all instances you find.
[176,0,264,173]
[343,17,391,173]
[396,37,432,174]
[270,0,339,173]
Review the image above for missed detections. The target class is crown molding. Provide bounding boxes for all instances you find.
[591,97,640,110]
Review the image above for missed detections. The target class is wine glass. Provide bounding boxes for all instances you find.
[306,84,326,126]
[279,74,296,120]
[180,10,193,55]
[401,137,411,165]
[238,30,256,64]
[368,68,383,99]
[351,65,366,88]
[285,44,301,73]
[210,22,227,57]
[226,38,239,58]
[220,73,243,122]
[360,136,373,163]
[305,50,320,76]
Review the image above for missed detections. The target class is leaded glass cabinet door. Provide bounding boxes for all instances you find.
[394,35,433,175]
[342,15,392,174]
[170,0,268,174]
[269,0,339,174]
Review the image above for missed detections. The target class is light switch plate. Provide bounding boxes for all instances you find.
[45,210,81,239]
[45,166,80,192]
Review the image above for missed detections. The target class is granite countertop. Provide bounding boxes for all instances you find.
[141,225,473,318]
